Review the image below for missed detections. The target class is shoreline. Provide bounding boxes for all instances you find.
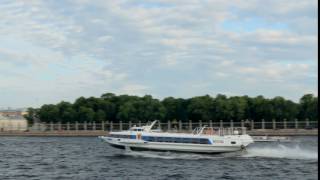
[0,129,317,137]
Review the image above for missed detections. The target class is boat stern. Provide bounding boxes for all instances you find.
[240,134,254,146]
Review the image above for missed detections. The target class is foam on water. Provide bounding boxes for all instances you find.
[122,149,228,160]
[243,144,318,160]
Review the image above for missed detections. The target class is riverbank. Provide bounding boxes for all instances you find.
[247,129,318,136]
[0,129,317,137]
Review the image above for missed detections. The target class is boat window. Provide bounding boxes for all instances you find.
[170,137,175,142]
[200,138,208,144]
[109,134,131,139]
[231,141,236,144]
[163,137,169,142]
[141,136,209,144]
[142,136,148,141]
[181,138,187,143]
[192,138,199,144]
[158,137,164,142]
[173,138,180,143]
[165,138,169,142]
[149,137,155,142]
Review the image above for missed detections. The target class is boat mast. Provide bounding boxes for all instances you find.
[143,120,160,132]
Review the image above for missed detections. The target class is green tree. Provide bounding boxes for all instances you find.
[117,95,166,122]
[23,107,38,124]
[38,104,59,123]
[57,101,75,123]
[162,97,188,121]
[187,95,214,121]
[101,93,116,100]
[228,96,247,121]
[94,109,106,122]
[97,99,116,121]
[136,95,166,122]
[214,94,231,120]
[298,94,318,121]
[117,101,138,122]
[269,97,298,121]
[26,92,317,124]
[78,107,95,122]
[73,97,87,111]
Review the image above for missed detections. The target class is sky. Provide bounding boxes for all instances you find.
[0,0,318,108]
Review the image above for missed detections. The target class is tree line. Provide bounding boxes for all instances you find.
[24,93,318,124]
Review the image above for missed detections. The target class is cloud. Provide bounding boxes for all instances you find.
[119,84,150,95]
[0,0,317,107]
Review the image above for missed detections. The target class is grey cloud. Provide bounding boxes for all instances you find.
[0,0,317,107]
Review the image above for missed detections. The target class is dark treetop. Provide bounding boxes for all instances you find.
[24,93,318,123]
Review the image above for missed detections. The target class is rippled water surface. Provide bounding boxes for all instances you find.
[0,136,318,180]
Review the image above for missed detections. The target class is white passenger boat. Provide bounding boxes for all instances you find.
[99,121,254,154]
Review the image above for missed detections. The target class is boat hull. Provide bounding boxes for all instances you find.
[99,136,245,154]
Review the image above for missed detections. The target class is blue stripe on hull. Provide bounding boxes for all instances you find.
[109,134,212,144]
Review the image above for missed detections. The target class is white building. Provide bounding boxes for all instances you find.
[0,115,28,131]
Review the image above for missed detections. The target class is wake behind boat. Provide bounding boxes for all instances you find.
[252,136,291,142]
[99,120,254,154]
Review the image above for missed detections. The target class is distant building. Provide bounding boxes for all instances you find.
[0,109,28,117]
[0,114,28,131]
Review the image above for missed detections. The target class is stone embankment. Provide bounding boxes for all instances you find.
[247,129,318,136]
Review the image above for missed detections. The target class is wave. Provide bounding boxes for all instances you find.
[121,150,228,160]
[243,144,318,160]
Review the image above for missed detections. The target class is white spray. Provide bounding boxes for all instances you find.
[243,144,318,160]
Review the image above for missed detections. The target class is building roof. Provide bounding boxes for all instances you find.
[0,114,26,120]
[0,109,25,113]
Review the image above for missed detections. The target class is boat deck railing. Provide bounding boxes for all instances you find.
[192,126,247,136]
[218,127,247,136]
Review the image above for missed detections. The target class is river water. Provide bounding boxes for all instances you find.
[0,136,318,180]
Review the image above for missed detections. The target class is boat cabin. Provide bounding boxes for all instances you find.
[129,126,144,132]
